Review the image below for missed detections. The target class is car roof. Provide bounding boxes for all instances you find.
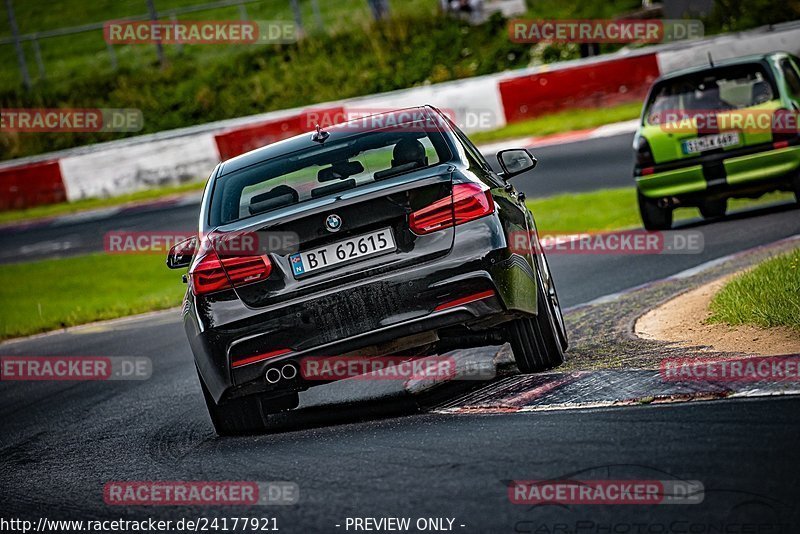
[216,105,444,176]
[655,52,790,82]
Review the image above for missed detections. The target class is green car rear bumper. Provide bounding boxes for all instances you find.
[636,141,800,200]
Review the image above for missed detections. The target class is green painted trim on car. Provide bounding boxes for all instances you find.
[724,146,800,185]
[636,165,706,197]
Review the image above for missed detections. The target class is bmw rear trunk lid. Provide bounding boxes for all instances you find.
[211,164,457,308]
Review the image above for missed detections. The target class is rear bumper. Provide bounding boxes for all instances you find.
[635,141,800,201]
[185,216,538,403]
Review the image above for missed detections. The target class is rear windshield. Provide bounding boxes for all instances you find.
[645,64,777,125]
[209,124,451,226]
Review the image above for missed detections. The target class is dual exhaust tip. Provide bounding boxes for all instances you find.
[266,363,298,384]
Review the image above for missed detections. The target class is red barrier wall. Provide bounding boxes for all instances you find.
[0,160,66,210]
[214,107,345,161]
[499,54,660,124]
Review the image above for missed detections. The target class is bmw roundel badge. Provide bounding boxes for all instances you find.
[325,214,342,232]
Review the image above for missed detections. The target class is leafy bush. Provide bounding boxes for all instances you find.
[0,13,534,160]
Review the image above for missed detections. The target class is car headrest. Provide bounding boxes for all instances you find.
[392,138,427,167]
[249,185,299,215]
[751,80,772,104]
[311,179,356,198]
[318,161,365,182]
[373,162,419,181]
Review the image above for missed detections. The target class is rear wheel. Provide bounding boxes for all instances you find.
[637,190,672,230]
[198,371,298,436]
[699,197,727,219]
[539,253,568,352]
[793,173,800,205]
[507,275,565,373]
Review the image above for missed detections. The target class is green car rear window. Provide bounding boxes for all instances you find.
[645,64,777,125]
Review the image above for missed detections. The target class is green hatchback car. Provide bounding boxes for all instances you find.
[633,52,800,229]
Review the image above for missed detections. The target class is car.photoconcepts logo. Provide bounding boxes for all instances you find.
[325,214,343,232]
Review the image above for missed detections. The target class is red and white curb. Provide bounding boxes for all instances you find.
[431,368,800,415]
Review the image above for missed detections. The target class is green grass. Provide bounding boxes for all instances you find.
[0,186,794,340]
[0,0,439,89]
[0,0,641,91]
[2,0,797,161]
[0,181,206,225]
[470,102,643,144]
[0,103,637,224]
[527,188,795,233]
[708,248,800,331]
[0,253,186,339]
[0,0,652,161]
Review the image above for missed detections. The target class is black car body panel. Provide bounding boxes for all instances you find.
[179,106,550,405]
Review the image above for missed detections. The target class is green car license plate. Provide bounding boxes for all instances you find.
[682,132,740,154]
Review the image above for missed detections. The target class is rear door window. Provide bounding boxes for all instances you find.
[779,58,800,99]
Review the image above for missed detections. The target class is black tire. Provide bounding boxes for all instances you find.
[198,371,298,436]
[539,252,569,352]
[507,276,565,373]
[637,190,672,230]
[793,173,800,205]
[699,197,727,219]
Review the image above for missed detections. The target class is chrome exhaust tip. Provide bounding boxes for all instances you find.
[265,368,282,384]
[281,364,297,380]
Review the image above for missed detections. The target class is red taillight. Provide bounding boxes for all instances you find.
[434,290,496,312]
[772,108,797,145]
[409,183,495,235]
[640,167,655,176]
[189,247,272,296]
[232,348,291,368]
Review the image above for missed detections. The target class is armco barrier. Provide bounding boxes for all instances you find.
[215,107,344,160]
[59,133,221,202]
[0,160,65,210]
[498,53,660,124]
[2,21,798,210]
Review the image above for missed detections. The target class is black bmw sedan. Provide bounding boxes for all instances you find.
[167,106,568,434]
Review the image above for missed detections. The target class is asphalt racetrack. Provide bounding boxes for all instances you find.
[1,132,799,531]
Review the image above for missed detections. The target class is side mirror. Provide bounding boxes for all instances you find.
[166,236,197,269]
[497,149,537,178]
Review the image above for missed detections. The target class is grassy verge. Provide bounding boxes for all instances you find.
[708,248,800,331]
[1,186,794,340]
[0,253,186,340]
[526,188,795,233]
[0,181,205,225]
[0,103,637,225]
[470,102,642,145]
